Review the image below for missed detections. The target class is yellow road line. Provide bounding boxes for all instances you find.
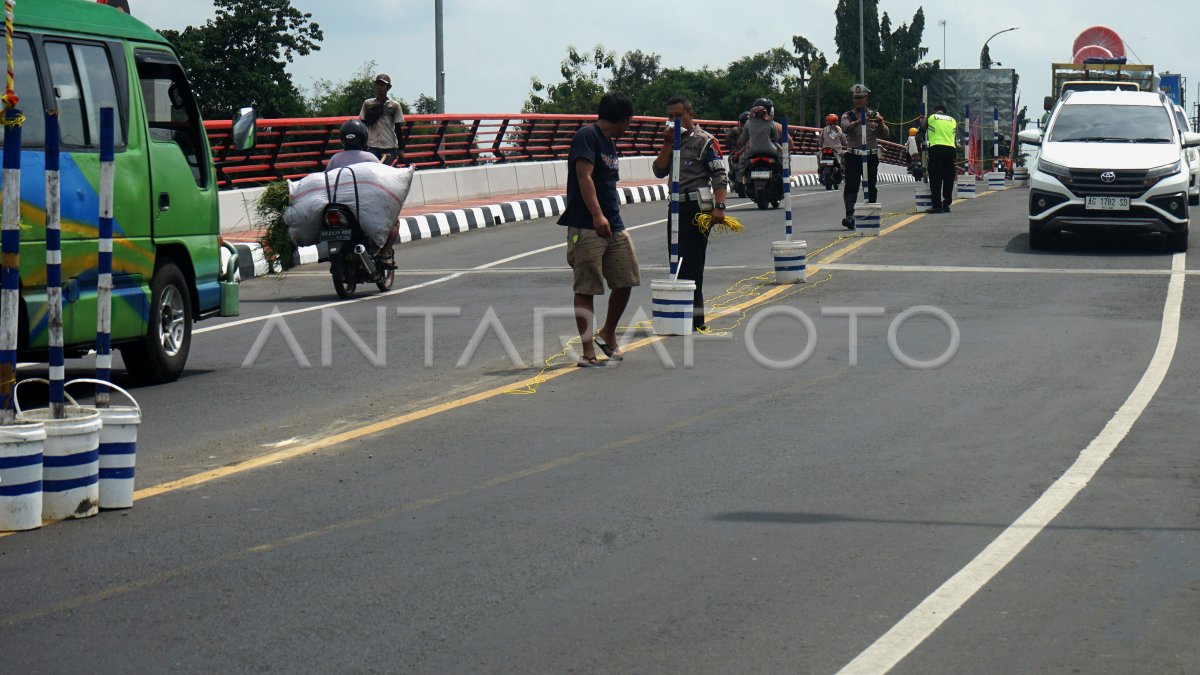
[0,369,848,627]
[133,283,791,502]
[1,204,922,538]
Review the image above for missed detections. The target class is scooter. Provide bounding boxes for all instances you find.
[729,150,746,197]
[907,155,926,182]
[819,148,843,190]
[745,153,784,210]
[320,195,396,300]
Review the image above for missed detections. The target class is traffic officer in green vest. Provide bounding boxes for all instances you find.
[920,104,958,213]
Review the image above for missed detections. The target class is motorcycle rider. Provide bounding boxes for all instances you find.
[727,111,751,190]
[738,98,784,186]
[326,119,399,268]
[819,113,847,185]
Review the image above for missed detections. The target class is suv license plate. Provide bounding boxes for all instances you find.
[1085,196,1130,211]
[751,171,772,179]
[820,159,833,165]
[320,227,353,241]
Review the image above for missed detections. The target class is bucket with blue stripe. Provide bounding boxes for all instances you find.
[651,278,696,336]
[68,379,141,510]
[914,184,932,212]
[1013,167,1029,187]
[15,381,102,520]
[772,240,807,284]
[956,175,977,199]
[854,203,882,237]
[985,172,1007,191]
[0,421,46,531]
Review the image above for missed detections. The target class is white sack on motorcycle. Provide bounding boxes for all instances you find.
[284,165,416,247]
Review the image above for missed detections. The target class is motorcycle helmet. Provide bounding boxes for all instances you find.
[909,127,919,137]
[739,111,751,125]
[826,113,839,125]
[339,118,369,150]
[752,97,774,115]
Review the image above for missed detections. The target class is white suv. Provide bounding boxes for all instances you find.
[1174,104,1200,206]
[1019,90,1200,252]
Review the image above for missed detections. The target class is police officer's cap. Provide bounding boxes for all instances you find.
[933,103,947,113]
[851,84,871,96]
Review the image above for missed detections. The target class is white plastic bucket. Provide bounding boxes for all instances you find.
[651,278,696,336]
[67,380,141,510]
[985,172,1007,190]
[772,240,807,284]
[914,184,932,212]
[854,203,881,237]
[15,380,103,520]
[0,421,47,531]
[956,175,977,199]
[1012,167,1029,187]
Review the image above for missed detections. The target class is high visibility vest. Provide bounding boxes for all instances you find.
[927,114,957,148]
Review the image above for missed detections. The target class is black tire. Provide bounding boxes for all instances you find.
[331,255,357,299]
[120,262,192,384]
[376,267,395,292]
[756,190,769,210]
[1028,220,1050,250]
[1167,230,1189,253]
[771,201,780,209]
[735,184,745,198]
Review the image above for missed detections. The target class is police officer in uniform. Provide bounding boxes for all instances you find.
[840,84,889,229]
[652,96,729,331]
[919,104,958,213]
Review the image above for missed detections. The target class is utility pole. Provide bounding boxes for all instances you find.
[858,0,865,85]
[435,0,445,114]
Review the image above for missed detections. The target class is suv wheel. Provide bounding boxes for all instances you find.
[1028,220,1051,250]
[1167,230,1189,253]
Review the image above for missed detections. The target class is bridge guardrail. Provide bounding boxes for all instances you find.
[204,115,907,189]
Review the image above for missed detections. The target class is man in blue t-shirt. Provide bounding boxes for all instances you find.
[558,92,640,367]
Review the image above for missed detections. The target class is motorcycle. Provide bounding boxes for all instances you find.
[729,150,746,198]
[320,199,396,300]
[907,155,926,182]
[744,153,784,209]
[819,148,843,190]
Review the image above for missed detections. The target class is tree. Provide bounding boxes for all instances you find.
[610,49,662,103]
[523,45,615,114]
[160,0,323,120]
[791,36,826,127]
[834,0,881,80]
[308,61,376,117]
[413,94,439,115]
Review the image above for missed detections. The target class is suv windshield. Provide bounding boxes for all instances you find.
[1049,104,1174,143]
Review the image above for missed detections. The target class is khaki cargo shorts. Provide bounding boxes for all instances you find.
[566,227,641,296]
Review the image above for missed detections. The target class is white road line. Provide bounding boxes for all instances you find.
[837,252,1187,675]
[196,197,791,335]
[198,187,887,335]
[820,263,1190,276]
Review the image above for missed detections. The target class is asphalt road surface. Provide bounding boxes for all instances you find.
[2,182,1196,674]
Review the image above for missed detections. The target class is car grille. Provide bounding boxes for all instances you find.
[1063,169,1149,199]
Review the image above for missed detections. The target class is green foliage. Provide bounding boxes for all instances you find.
[413,94,439,114]
[255,180,295,272]
[160,0,323,120]
[526,5,936,133]
[308,61,377,117]
[524,45,615,113]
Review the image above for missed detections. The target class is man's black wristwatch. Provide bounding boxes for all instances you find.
[715,202,726,210]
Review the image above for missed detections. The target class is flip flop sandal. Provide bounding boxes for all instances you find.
[594,336,624,362]
[576,356,603,368]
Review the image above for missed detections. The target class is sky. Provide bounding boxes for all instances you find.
[133,0,1198,117]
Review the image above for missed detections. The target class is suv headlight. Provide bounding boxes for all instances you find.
[1038,159,1071,181]
[1145,160,1183,184]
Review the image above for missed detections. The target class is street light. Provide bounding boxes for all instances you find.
[980,27,1019,69]
[938,19,947,67]
[899,77,912,140]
